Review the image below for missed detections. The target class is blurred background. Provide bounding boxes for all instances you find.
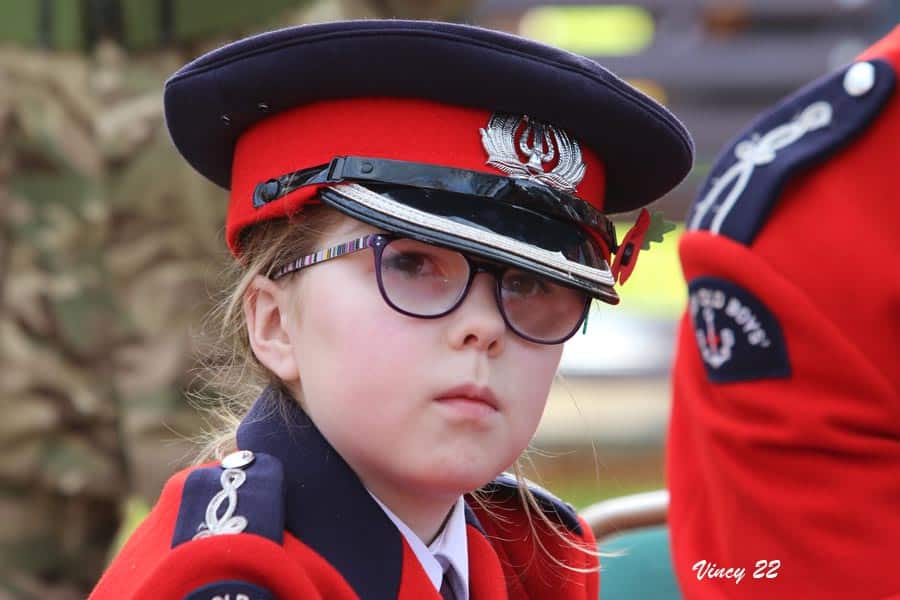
[1,1,897,597]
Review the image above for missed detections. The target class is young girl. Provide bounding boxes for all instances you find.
[90,19,692,600]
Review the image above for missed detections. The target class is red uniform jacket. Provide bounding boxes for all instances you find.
[667,26,900,600]
[90,385,598,600]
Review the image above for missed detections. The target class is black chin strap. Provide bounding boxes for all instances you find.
[252,155,618,252]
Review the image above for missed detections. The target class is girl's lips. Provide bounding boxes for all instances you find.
[434,396,498,420]
[434,383,500,410]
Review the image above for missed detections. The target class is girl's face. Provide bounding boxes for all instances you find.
[258,216,564,500]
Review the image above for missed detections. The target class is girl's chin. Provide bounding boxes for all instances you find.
[402,464,509,497]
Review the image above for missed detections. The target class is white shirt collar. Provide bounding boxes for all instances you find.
[428,495,470,600]
[368,492,470,599]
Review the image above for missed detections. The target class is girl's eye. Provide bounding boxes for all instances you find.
[384,252,440,277]
[503,272,550,297]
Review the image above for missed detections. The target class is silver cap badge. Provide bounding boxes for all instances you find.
[480,113,586,193]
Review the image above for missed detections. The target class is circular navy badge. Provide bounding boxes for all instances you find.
[688,277,790,383]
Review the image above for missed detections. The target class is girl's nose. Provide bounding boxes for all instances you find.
[445,272,506,354]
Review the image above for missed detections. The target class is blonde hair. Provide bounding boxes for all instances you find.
[190,202,600,575]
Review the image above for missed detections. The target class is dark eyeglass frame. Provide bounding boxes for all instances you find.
[271,232,591,345]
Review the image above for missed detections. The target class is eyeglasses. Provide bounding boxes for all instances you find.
[271,233,591,344]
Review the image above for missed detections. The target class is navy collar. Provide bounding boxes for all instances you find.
[235,384,485,599]
[236,385,401,599]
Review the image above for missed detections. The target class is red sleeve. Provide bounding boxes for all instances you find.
[88,466,343,600]
[89,466,192,598]
[667,25,900,598]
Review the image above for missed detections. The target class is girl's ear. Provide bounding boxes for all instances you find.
[244,274,300,383]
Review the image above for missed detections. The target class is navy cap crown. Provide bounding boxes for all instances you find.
[164,19,693,214]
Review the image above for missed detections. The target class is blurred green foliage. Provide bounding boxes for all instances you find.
[519,5,655,56]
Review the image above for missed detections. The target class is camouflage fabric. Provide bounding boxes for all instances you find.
[0,41,226,598]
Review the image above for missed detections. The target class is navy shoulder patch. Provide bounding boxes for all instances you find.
[688,277,790,383]
[687,59,895,244]
[481,472,582,535]
[183,580,276,600]
[172,450,285,547]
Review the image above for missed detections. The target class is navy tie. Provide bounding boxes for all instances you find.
[437,555,459,600]
[440,570,457,600]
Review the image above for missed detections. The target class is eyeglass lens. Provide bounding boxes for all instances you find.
[377,238,587,343]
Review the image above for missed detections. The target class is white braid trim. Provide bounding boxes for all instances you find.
[328,183,615,287]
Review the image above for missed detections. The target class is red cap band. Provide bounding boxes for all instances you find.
[228,97,607,257]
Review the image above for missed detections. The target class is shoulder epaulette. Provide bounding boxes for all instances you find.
[686,59,895,245]
[171,450,285,547]
[480,472,582,535]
